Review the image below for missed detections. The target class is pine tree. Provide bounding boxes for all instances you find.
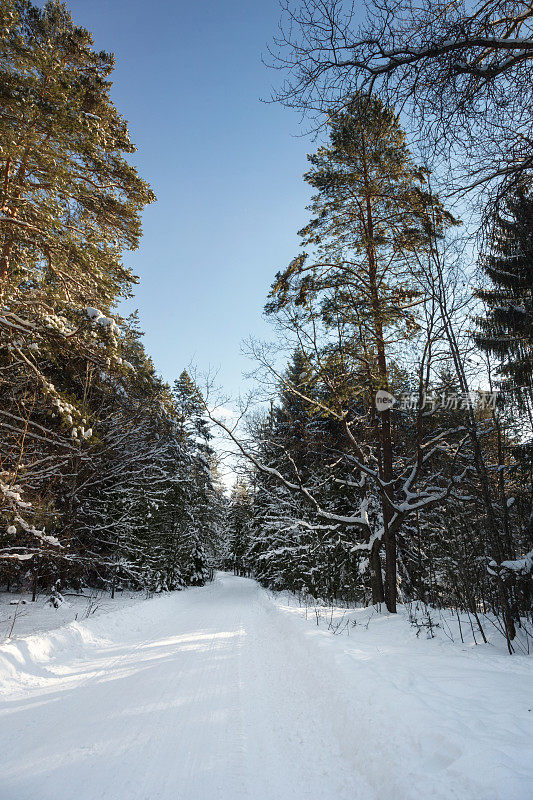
[267,94,456,611]
[0,0,154,303]
[0,3,224,593]
[0,0,154,565]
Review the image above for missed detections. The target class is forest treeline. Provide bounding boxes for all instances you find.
[1,0,531,652]
[0,1,223,596]
[222,1,533,652]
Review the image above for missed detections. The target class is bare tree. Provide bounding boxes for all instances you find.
[269,0,533,199]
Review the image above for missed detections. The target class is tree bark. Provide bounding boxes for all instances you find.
[360,128,397,612]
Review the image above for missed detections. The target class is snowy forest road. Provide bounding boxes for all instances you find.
[1,573,532,800]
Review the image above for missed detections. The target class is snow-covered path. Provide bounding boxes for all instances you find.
[1,573,532,800]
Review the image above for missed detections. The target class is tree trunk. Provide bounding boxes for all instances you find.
[361,129,397,612]
[370,538,385,604]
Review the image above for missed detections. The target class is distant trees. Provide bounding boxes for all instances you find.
[224,480,253,576]
[0,2,222,594]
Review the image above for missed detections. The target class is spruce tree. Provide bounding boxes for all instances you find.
[225,481,252,576]
[476,188,533,400]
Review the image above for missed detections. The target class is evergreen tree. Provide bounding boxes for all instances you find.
[0,0,154,561]
[476,187,533,399]
[0,3,222,595]
[0,0,154,302]
[172,371,220,586]
[267,94,456,611]
[225,480,253,576]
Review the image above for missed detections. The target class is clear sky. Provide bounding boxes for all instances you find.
[62,0,314,398]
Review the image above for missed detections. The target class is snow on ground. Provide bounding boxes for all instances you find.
[0,573,531,800]
[0,589,148,641]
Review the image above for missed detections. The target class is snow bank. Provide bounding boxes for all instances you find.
[0,589,147,640]
[267,591,533,799]
[0,590,154,694]
[0,575,531,800]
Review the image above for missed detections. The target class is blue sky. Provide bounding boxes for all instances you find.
[63,0,315,398]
